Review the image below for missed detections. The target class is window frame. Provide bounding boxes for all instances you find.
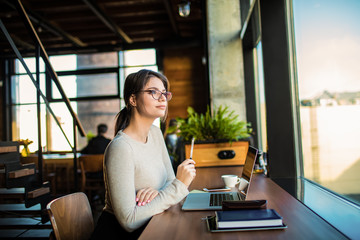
[8,49,158,152]
[286,0,360,238]
[241,0,360,238]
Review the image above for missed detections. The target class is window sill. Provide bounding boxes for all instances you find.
[300,178,360,240]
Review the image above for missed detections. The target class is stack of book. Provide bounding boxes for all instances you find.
[213,209,285,230]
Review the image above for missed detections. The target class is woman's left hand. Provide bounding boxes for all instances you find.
[136,187,159,206]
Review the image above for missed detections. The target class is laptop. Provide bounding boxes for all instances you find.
[181,146,258,211]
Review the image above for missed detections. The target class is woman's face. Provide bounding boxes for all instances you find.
[136,76,168,119]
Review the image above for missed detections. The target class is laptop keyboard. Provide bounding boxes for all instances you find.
[209,193,234,206]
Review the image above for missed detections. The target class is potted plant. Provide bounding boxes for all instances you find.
[18,138,34,157]
[174,105,253,167]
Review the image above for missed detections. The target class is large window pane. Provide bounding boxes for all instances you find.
[52,75,77,99]
[49,55,77,71]
[49,102,77,151]
[124,66,158,77]
[12,104,47,153]
[77,52,118,70]
[11,74,46,104]
[52,73,118,99]
[253,41,267,152]
[77,99,120,150]
[293,0,360,204]
[15,57,45,74]
[124,49,156,66]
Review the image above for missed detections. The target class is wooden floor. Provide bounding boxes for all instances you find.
[0,189,104,239]
[0,200,52,239]
[0,229,53,239]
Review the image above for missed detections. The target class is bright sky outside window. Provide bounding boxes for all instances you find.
[293,0,360,204]
[124,49,156,66]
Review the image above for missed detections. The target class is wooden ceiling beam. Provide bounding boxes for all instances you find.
[162,0,179,35]
[82,0,133,44]
[0,0,204,55]
[3,0,86,47]
[0,37,201,59]
[0,32,34,50]
[101,0,161,8]
[10,33,35,50]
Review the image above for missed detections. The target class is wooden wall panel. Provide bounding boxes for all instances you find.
[162,47,209,126]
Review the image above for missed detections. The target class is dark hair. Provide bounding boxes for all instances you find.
[97,124,108,134]
[114,69,169,135]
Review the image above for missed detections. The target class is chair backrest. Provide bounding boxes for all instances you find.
[79,154,104,173]
[47,192,94,240]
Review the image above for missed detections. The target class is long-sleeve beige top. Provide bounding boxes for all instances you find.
[103,125,189,232]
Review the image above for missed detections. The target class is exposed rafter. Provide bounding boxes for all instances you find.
[0,37,202,59]
[0,0,203,55]
[3,0,86,47]
[82,0,133,44]
[162,0,179,35]
[10,33,34,50]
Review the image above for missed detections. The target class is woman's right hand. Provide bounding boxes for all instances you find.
[176,159,196,187]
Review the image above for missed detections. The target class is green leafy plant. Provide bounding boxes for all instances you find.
[86,131,95,142]
[176,105,252,143]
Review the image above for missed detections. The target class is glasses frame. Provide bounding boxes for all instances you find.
[138,89,172,101]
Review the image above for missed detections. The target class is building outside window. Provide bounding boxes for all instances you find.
[292,0,360,205]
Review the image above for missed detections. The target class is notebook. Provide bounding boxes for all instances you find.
[215,209,283,229]
[205,210,287,232]
[181,146,258,211]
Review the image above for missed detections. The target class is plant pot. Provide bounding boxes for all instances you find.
[21,145,30,157]
[184,140,249,167]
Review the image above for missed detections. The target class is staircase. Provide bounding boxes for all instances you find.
[0,142,53,239]
[0,2,87,238]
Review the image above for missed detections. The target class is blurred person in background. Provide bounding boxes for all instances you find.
[81,123,111,154]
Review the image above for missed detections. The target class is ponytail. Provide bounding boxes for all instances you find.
[114,107,131,136]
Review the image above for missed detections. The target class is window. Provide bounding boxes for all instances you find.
[11,49,158,152]
[241,0,267,154]
[291,0,360,238]
[292,0,360,206]
[253,41,267,152]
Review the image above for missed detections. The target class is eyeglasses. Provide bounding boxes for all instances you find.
[139,89,172,101]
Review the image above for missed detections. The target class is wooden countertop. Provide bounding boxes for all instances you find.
[139,166,346,240]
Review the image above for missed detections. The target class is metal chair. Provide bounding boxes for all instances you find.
[47,192,94,240]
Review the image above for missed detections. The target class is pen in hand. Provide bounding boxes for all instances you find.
[176,137,196,186]
[190,137,195,160]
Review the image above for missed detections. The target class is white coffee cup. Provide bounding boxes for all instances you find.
[238,178,249,191]
[221,175,240,188]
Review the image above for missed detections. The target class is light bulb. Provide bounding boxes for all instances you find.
[178,1,191,17]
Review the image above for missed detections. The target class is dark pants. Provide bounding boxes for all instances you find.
[90,211,149,240]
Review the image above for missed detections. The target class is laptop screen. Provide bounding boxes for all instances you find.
[241,146,258,182]
[238,146,258,198]
[181,146,259,210]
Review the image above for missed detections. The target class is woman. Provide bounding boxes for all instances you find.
[91,69,196,239]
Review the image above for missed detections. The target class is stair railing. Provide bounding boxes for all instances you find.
[0,0,86,191]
